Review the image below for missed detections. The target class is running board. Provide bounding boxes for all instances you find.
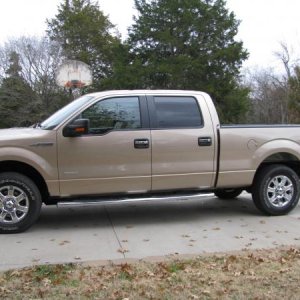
[57,192,214,208]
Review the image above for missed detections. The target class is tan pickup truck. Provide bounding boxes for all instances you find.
[1,90,300,233]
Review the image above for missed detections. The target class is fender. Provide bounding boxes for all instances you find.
[253,139,300,169]
[0,146,58,180]
[0,146,59,196]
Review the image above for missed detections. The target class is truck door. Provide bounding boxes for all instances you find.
[147,95,215,191]
[57,96,151,196]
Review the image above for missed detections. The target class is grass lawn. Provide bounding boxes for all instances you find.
[1,247,300,299]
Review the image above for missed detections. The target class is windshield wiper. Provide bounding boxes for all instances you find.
[31,122,42,128]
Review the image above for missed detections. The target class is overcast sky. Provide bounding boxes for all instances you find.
[0,0,299,72]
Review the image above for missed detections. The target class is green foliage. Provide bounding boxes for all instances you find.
[0,0,250,126]
[0,52,40,128]
[47,0,121,89]
[217,86,250,124]
[33,264,75,284]
[109,0,249,123]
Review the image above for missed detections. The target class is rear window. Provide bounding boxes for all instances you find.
[153,96,202,128]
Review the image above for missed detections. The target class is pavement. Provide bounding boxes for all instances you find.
[1,192,300,271]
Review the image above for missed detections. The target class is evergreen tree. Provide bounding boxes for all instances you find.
[0,51,39,128]
[115,0,249,123]
[47,0,120,90]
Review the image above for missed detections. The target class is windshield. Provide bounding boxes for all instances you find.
[41,95,94,130]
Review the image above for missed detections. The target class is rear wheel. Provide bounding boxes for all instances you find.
[252,165,300,215]
[0,172,42,233]
[214,188,243,199]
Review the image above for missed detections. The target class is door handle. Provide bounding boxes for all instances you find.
[134,139,150,149]
[198,137,212,146]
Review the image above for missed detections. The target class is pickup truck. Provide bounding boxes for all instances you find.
[0,90,300,233]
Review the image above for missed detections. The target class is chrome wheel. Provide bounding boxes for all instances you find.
[0,185,29,224]
[267,175,294,208]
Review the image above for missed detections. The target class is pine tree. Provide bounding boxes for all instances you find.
[47,0,120,90]
[0,51,39,128]
[119,0,249,123]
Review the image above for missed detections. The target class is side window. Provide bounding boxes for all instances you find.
[81,97,141,134]
[153,96,202,128]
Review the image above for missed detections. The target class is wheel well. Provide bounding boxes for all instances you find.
[256,152,300,178]
[0,161,49,202]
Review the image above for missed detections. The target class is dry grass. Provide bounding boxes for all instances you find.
[1,247,300,299]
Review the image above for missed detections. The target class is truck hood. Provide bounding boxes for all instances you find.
[0,128,56,145]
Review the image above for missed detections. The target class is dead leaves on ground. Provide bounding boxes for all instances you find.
[1,247,300,299]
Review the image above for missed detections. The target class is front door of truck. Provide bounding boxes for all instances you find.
[147,95,216,191]
[57,96,151,196]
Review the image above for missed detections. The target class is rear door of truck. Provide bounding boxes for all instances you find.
[147,94,216,191]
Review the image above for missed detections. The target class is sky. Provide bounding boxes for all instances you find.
[0,0,299,73]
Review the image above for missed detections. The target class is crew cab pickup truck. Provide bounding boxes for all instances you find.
[1,90,300,233]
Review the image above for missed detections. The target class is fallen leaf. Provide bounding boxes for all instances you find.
[212,227,220,231]
[118,248,129,254]
[0,287,12,294]
[59,240,70,246]
[42,278,51,287]
[181,234,191,238]
[146,271,155,277]
[279,268,291,273]
[202,290,211,296]
[10,270,21,277]
[280,257,287,264]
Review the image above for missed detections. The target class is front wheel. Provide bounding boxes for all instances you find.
[0,172,42,233]
[214,188,243,199]
[252,165,300,215]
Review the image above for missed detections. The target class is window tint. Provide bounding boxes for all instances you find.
[153,97,202,128]
[81,97,141,134]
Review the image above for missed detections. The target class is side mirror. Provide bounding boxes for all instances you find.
[63,119,89,137]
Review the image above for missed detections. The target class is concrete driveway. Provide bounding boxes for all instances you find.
[1,192,300,271]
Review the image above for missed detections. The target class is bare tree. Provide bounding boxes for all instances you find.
[274,42,293,80]
[245,42,300,124]
[244,68,287,123]
[0,36,67,114]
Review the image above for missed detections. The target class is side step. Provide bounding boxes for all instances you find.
[57,192,214,208]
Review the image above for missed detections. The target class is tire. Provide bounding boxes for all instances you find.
[214,188,243,199]
[0,172,42,233]
[252,165,300,216]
